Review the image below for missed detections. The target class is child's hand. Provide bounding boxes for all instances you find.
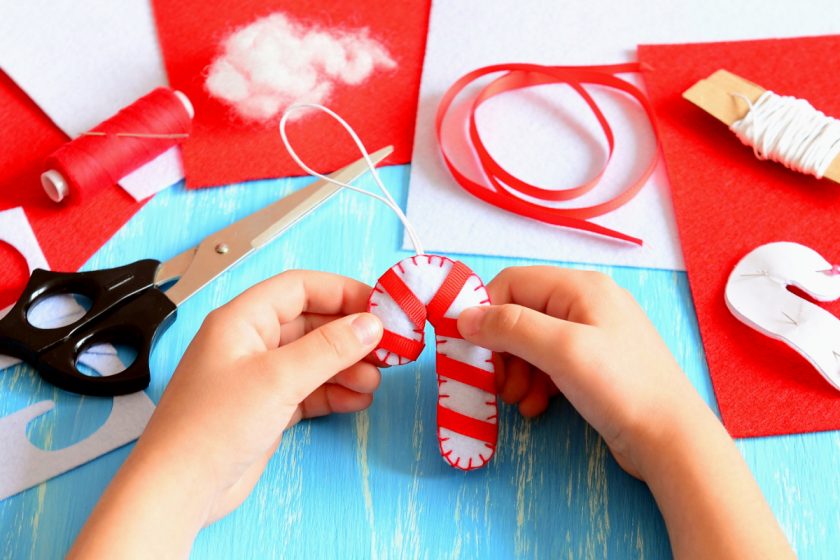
[458,266,793,558]
[70,271,383,558]
[457,266,691,477]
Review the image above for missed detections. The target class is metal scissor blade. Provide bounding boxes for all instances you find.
[155,247,196,285]
[162,146,394,306]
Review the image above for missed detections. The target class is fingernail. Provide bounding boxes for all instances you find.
[458,306,488,337]
[351,314,382,345]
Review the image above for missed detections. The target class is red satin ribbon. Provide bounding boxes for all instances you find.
[435,62,659,245]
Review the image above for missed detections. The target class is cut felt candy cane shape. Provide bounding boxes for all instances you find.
[368,255,497,470]
[726,242,840,391]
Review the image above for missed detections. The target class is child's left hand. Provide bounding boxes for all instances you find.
[70,270,383,558]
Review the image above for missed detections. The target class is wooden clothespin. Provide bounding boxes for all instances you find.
[683,69,840,183]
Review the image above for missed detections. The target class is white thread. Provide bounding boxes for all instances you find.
[730,91,840,179]
[279,103,425,255]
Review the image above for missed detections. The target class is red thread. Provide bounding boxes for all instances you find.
[44,88,192,202]
[436,63,660,245]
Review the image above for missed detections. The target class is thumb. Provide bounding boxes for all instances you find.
[267,312,383,403]
[457,304,581,375]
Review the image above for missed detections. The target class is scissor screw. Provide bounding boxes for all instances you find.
[215,243,230,255]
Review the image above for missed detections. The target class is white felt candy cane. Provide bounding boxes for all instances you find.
[726,242,840,390]
[368,255,497,470]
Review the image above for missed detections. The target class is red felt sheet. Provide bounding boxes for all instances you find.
[152,0,431,189]
[0,72,143,309]
[638,36,840,438]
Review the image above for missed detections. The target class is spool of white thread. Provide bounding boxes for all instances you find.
[41,90,194,203]
[729,91,840,180]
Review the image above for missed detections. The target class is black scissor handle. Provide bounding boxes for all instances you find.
[0,260,177,396]
[37,288,177,395]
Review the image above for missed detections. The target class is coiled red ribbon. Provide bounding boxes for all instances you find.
[436,62,658,245]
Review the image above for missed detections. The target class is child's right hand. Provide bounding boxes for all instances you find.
[458,266,793,559]
[457,266,699,478]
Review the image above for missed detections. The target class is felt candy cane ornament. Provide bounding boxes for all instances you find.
[368,255,497,470]
[280,104,498,470]
[726,242,840,390]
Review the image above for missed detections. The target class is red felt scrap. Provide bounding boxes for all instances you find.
[638,36,840,438]
[0,72,143,309]
[151,0,431,188]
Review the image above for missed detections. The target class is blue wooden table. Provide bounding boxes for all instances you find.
[1,166,838,559]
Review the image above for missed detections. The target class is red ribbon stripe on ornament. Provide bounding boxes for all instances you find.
[368,255,498,471]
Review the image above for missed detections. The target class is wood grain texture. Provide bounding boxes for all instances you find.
[1,165,838,559]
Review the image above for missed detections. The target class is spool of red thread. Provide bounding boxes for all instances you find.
[41,88,193,203]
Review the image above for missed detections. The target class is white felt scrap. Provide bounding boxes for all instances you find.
[0,342,155,500]
[725,242,840,390]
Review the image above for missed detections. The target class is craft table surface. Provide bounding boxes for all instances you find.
[1,166,838,559]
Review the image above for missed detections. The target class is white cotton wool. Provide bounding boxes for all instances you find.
[205,60,249,102]
[205,13,396,121]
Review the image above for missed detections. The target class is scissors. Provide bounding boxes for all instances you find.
[0,147,393,397]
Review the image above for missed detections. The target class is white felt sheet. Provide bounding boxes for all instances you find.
[0,0,182,201]
[406,0,840,270]
[0,343,155,500]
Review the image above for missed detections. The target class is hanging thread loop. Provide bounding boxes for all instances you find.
[279,104,425,255]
